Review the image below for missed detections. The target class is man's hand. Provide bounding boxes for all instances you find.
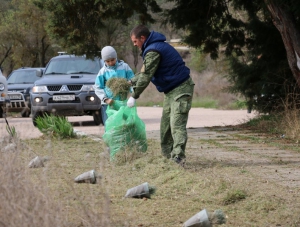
[127,97,135,107]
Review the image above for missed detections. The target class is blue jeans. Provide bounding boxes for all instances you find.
[101,105,108,128]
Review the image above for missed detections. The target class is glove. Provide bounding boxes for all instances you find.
[127,97,135,107]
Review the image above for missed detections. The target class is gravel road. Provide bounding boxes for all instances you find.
[0,107,256,139]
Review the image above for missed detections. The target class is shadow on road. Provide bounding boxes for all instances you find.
[69,121,100,127]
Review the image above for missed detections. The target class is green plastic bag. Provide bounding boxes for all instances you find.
[103,100,147,159]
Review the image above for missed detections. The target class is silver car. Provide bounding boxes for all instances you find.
[0,68,8,118]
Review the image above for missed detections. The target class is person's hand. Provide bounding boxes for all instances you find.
[127,97,135,107]
[105,99,114,105]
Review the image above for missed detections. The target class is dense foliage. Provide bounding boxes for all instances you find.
[0,0,55,72]
[1,0,300,113]
[32,0,161,56]
[165,0,300,113]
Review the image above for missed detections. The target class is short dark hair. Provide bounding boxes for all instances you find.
[130,25,151,38]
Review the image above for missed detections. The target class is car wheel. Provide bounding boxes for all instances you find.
[32,111,45,127]
[21,109,31,117]
[93,108,103,126]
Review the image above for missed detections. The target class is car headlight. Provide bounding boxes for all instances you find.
[82,85,95,91]
[0,83,4,91]
[32,86,48,93]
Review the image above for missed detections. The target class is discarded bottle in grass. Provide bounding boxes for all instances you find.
[28,156,44,168]
[124,182,156,199]
[74,170,97,184]
[182,209,226,227]
[183,209,210,227]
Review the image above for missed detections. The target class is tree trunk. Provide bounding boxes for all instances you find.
[0,46,12,68]
[265,0,300,87]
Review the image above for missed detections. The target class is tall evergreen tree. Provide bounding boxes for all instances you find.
[165,0,300,113]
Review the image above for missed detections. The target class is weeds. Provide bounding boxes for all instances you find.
[242,91,300,141]
[6,124,17,137]
[279,92,300,140]
[222,189,247,205]
[4,117,17,138]
[35,113,76,138]
[243,114,282,135]
[113,144,147,165]
[0,136,69,226]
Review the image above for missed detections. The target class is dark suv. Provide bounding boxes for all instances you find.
[6,67,44,117]
[30,54,104,126]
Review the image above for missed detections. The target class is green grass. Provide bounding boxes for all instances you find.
[242,114,283,135]
[136,97,244,110]
[222,189,247,205]
[137,97,245,110]
[192,97,218,108]
[246,114,275,127]
[226,99,247,110]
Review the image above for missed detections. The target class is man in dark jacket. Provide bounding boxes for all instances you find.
[127,25,195,166]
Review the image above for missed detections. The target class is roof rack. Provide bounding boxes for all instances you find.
[58,51,67,55]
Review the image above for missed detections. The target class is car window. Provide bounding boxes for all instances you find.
[7,70,40,84]
[45,58,102,75]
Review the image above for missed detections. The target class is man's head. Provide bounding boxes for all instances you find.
[101,46,117,66]
[130,25,151,49]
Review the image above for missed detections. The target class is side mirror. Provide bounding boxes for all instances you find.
[36,69,43,77]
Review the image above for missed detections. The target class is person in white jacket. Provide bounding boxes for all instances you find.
[94,46,134,127]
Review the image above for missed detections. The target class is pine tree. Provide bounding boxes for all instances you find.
[165,0,300,113]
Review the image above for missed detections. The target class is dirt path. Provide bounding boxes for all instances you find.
[179,126,300,188]
[145,125,300,188]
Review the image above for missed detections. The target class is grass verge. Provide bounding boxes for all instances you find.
[2,132,300,226]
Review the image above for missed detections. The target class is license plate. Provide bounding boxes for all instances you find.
[53,95,75,101]
[8,94,22,100]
